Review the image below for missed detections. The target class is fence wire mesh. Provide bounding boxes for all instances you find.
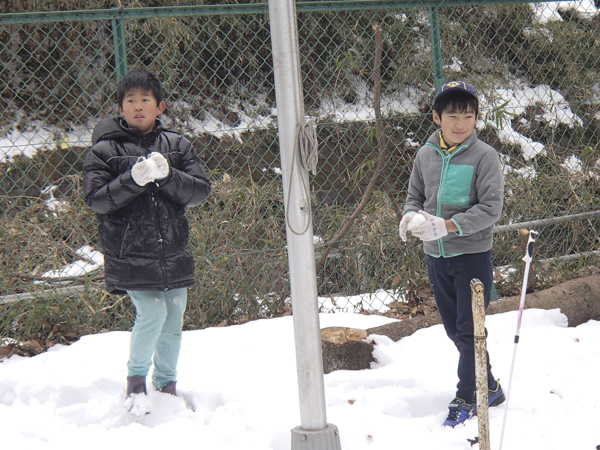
[2,1,600,346]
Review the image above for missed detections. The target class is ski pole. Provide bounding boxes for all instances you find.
[498,229,538,450]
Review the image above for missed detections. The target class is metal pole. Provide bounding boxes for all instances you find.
[471,278,490,450]
[267,1,341,448]
[429,6,444,90]
[493,210,600,234]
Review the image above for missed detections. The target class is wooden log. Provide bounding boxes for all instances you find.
[486,274,600,327]
[322,274,600,373]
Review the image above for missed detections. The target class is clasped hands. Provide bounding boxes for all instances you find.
[131,152,170,186]
[399,210,448,242]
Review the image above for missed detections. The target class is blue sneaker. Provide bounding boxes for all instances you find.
[443,381,506,427]
[488,380,506,408]
[473,380,506,416]
[443,398,475,428]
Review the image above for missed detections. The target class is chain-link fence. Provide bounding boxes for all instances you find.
[2,1,600,346]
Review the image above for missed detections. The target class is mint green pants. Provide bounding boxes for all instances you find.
[126,288,187,390]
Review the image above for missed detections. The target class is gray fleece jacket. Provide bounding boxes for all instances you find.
[403,129,504,257]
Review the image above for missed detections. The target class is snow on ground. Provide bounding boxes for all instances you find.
[317,80,424,122]
[531,1,599,22]
[319,289,400,314]
[1,308,599,450]
[478,85,583,161]
[1,81,592,177]
[40,185,71,216]
[561,155,583,173]
[36,245,104,282]
[0,124,56,162]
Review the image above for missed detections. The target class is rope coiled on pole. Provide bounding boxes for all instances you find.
[285,119,318,235]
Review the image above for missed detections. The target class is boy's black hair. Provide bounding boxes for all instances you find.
[116,69,163,107]
[433,91,479,118]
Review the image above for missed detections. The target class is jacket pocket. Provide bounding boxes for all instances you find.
[98,220,126,258]
[440,165,474,207]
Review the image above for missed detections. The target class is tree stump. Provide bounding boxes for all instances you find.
[321,327,375,374]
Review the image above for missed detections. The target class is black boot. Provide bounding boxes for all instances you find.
[159,381,177,396]
[127,375,147,396]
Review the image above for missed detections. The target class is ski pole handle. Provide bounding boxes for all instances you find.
[522,230,538,263]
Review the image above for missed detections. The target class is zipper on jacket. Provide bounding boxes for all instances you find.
[119,222,130,259]
[152,193,169,290]
[428,143,467,257]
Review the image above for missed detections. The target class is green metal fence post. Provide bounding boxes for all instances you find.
[429,6,444,90]
[111,8,127,81]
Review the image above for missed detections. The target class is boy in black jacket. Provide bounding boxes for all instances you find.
[83,69,211,398]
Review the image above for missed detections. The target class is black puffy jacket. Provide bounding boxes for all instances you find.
[82,117,211,294]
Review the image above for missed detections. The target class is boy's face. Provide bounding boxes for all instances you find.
[433,107,477,147]
[118,88,165,135]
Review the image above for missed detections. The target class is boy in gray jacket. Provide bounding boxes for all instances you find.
[399,81,505,427]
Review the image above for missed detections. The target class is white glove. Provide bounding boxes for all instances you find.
[410,210,449,241]
[149,152,170,180]
[131,157,154,186]
[399,212,417,242]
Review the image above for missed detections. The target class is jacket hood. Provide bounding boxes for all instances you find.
[92,117,162,145]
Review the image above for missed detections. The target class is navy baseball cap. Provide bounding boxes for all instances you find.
[434,81,478,103]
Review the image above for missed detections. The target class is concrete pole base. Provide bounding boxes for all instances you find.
[291,424,342,450]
